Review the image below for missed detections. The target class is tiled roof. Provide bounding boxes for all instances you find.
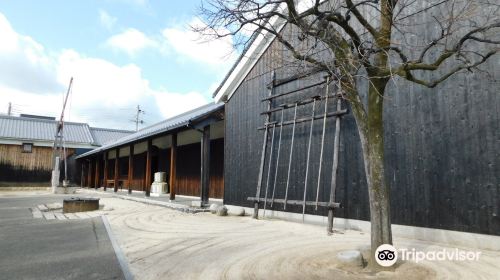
[0,115,94,144]
[77,102,224,158]
[0,115,133,147]
[90,127,134,146]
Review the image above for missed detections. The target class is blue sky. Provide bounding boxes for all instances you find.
[0,0,237,130]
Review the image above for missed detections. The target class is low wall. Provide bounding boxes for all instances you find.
[0,182,51,190]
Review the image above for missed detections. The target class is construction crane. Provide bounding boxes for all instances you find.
[51,77,73,191]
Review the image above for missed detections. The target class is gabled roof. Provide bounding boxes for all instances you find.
[76,102,224,159]
[90,127,134,146]
[0,115,133,147]
[0,115,94,145]
[212,17,285,103]
[212,1,327,102]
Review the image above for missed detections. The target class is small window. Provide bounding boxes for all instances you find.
[22,143,33,153]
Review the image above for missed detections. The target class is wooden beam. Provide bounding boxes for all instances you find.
[200,125,210,206]
[114,148,120,192]
[128,144,134,195]
[247,197,341,208]
[103,152,108,191]
[169,134,177,201]
[94,156,100,189]
[145,139,152,197]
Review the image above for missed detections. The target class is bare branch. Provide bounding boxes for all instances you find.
[397,50,497,88]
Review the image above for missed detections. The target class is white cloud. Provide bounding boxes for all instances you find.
[99,10,117,31]
[0,13,62,94]
[105,28,157,56]
[56,50,209,128]
[0,13,210,130]
[162,18,237,68]
[152,91,208,119]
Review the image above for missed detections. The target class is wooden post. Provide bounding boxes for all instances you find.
[169,134,177,201]
[80,163,84,188]
[128,144,134,195]
[200,125,210,206]
[254,72,275,218]
[87,159,93,188]
[114,148,120,192]
[84,161,88,187]
[94,156,100,189]
[103,152,108,191]
[145,139,152,197]
[327,98,342,234]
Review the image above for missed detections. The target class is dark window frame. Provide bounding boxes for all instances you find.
[22,143,33,153]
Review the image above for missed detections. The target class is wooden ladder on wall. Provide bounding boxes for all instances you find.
[248,71,348,234]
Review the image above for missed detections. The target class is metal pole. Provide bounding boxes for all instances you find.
[302,98,317,221]
[253,71,275,219]
[263,124,276,218]
[315,77,330,210]
[284,103,298,210]
[270,108,285,207]
[327,96,342,234]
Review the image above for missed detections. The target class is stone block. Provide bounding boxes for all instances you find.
[209,204,218,214]
[216,205,228,216]
[154,172,166,183]
[227,206,245,216]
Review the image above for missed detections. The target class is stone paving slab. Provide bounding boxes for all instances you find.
[46,202,63,210]
[31,208,43,219]
[37,204,48,211]
[64,213,79,219]
[86,211,103,218]
[54,213,67,220]
[74,212,91,219]
[32,201,105,221]
[42,211,55,220]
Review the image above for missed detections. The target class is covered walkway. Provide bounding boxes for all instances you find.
[77,103,225,204]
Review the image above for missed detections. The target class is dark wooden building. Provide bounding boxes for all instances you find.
[213,22,499,236]
[77,103,225,202]
[0,115,131,187]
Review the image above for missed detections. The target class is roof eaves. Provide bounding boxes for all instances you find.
[76,103,224,159]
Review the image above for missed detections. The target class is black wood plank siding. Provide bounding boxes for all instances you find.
[223,31,500,236]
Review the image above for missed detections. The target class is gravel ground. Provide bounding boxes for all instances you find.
[98,197,500,280]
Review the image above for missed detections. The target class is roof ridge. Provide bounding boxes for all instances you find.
[89,127,134,133]
[0,114,89,126]
[134,102,217,132]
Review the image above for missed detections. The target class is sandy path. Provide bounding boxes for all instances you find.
[101,198,499,280]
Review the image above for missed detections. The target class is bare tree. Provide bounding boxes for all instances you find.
[196,0,499,268]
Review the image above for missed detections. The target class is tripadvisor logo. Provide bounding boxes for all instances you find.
[375,244,398,267]
[375,244,481,267]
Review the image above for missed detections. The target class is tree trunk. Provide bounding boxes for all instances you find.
[366,78,392,268]
[347,78,392,269]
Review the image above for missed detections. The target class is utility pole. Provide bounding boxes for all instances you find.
[51,77,73,193]
[7,102,11,116]
[134,105,144,131]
